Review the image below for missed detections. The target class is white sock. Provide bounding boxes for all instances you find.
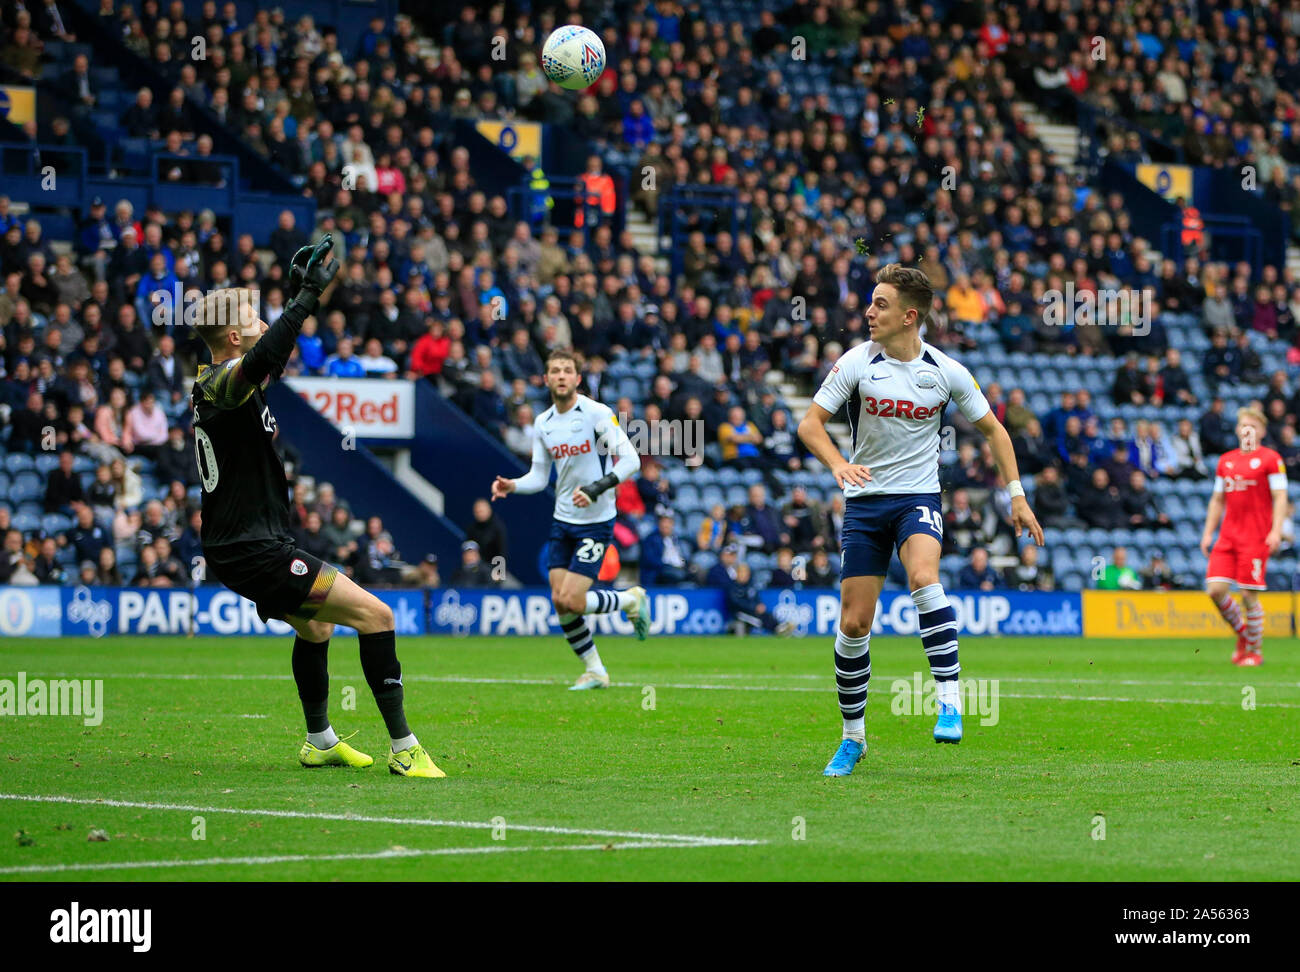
[842,718,865,743]
[391,733,417,753]
[936,679,962,713]
[616,588,639,611]
[307,726,339,749]
[582,647,606,675]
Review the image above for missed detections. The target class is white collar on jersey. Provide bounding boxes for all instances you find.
[870,348,940,366]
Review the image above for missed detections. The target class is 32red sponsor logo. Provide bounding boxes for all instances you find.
[551,440,593,459]
[861,397,938,420]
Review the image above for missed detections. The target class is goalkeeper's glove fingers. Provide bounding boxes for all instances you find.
[287,242,317,299]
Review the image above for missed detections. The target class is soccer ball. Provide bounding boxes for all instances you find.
[541,25,606,91]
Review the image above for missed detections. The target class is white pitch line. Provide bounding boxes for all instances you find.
[21,673,1300,707]
[0,839,742,876]
[0,794,763,847]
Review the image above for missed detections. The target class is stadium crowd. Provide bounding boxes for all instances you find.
[4,0,1300,596]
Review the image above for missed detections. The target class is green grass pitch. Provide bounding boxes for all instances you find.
[1,634,1297,881]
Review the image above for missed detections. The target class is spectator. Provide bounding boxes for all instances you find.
[641,514,690,587]
[697,503,729,554]
[1199,397,1234,456]
[1096,547,1143,590]
[33,537,67,585]
[464,497,508,565]
[717,405,763,469]
[450,540,494,587]
[744,483,786,553]
[803,549,836,588]
[1121,471,1171,529]
[957,547,1000,591]
[124,390,169,461]
[417,554,441,589]
[705,543,741,587]
[942,488,984,555]
[1141,554,1177,591]
[1077,468,1126,529]
[725,562,794,635]
[66,505,109,563]
[44,450,85,514]
[1167,418,1208,479]
[1003,544,1054,592]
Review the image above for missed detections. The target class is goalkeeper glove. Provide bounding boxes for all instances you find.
[576,471,620,504]
[288,235,338,304]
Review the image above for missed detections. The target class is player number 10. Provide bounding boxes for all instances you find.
[916,506,943,537]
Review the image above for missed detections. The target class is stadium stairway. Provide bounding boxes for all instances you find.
[265,384,467,570]
[773,371,851,446]
[1017,102,1083,177]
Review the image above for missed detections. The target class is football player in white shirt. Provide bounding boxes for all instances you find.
[491,349,649,690]
[798,264,1044,775]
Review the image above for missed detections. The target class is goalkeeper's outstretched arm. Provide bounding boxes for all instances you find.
[241,240,340,386]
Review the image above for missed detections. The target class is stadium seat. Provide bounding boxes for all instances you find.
[42,513,74,535]
[11,512,40,533]
[10,474,42,503]
[4,454,35,473]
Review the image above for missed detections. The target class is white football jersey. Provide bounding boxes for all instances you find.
[812,340,991,497]
[516,394,639,524]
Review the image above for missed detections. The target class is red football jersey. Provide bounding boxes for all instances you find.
[1215,447,1286,539]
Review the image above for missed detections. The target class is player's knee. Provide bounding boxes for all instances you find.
[364,599,394,632]
[838,615,871,639]
[555,592,584,616]
[1206,582,1229,600]
[307,620,335,642]
[907,569,940,590]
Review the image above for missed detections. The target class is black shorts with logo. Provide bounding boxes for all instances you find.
[203,539,339,623]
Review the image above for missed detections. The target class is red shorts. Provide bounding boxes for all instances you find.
[1207,538,1270,590]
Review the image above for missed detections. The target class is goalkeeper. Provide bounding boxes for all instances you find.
[191,236,444,778]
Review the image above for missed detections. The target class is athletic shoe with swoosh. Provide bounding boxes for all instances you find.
[822,738,865,777]
[298,732,373,768]
[388,743,446,778]
[569,670,610,690]
[625,585,651,640]
[934,702,963,743]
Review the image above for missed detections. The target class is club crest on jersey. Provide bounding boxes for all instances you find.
[569,418,583,431]
[551,440,592,459]
[290,559,308,576]
[916,370,939,389]
[1250,457,1261,469]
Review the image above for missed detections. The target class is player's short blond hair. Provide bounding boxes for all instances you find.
[196,288,261,354]
[1237,406,1267,431]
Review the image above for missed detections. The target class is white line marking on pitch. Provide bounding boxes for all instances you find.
[27,673,1300,707]
[0,794,764,847]
[0,839,743,876]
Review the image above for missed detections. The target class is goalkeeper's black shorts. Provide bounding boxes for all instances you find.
[204,539,339,623]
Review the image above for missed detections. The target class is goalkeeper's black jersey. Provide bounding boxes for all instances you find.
[191,357,293,549]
